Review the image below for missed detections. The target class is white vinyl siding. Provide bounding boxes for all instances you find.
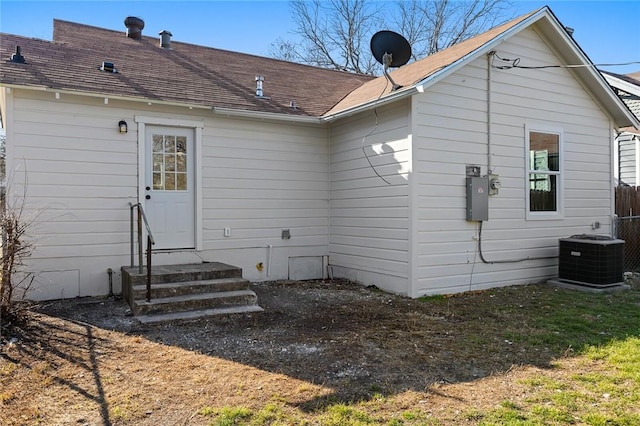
[6,91,138,299]
[410,27,614,296]
[618,132,639,186]
[5,90,331,299]
[200,114,330,279]
[329,101,411,295]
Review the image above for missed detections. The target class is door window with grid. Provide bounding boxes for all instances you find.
[152,134,188,191]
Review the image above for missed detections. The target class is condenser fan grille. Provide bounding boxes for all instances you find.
[558,235,624,287]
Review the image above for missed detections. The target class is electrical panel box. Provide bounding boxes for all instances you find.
[466,176,489,221]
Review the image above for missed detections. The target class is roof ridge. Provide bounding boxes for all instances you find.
[2,19,373,117]
[52,19,374,80]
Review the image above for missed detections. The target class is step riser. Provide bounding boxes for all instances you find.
[131,280,250,300]
[125,269,242,286]
[134,293,258,316]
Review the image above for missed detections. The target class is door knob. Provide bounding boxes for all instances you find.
[146,186,151,191]
[145,195,151,200]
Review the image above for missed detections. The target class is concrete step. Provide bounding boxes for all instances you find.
[122,262,242,286]
[133,289,259,316]
[130,277,250,300]
[122,262,262,322]
[135,304,264,325]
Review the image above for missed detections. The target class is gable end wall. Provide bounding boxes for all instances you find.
[411,27,614,296]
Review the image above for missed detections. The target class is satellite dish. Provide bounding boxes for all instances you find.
[370,30,412,68]
[370,31,411,91]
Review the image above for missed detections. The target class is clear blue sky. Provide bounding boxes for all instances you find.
[0,1,639,74]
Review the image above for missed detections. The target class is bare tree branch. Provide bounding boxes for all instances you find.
[270,0,513,75]
[1,176,36,333]
[271,0,382,74]
[395,0,431,61]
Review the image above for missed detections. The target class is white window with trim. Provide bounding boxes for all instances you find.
[525,126,563,219]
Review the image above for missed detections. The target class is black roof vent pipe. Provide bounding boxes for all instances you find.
[124,16,144,40]
[10,46,25,63]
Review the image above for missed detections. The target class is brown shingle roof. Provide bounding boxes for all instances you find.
[324,10,536,116]
[604,70,640,87]
[1,19,373,117]
[2,9,634,128]
[627,71,640,82]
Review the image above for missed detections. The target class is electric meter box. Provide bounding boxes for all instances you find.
[466,176,489,221]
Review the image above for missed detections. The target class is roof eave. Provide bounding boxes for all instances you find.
[602,73,640,98]
[0,82,326,124]
[213,107,322,124]
[0,82,214,111]
[322,86,418,121]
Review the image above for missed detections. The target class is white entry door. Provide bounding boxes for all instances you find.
[144,126,195,249]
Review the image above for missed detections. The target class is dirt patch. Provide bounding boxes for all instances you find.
[31,280,561,390]
[0,279,634,424]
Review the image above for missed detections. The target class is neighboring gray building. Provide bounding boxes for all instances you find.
[603,71,640,186]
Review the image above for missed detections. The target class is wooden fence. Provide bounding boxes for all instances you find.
[616,186,640,217]
[530,189,556,211]
[615,186,640,272]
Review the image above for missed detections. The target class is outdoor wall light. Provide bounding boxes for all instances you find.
[118,120,128,134]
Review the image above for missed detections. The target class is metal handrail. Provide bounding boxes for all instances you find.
[129,202,155,302]
[130,203,155,245]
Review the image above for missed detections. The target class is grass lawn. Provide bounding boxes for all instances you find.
[1,278,639,425]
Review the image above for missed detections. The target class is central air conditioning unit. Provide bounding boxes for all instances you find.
[558,234,625,287]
